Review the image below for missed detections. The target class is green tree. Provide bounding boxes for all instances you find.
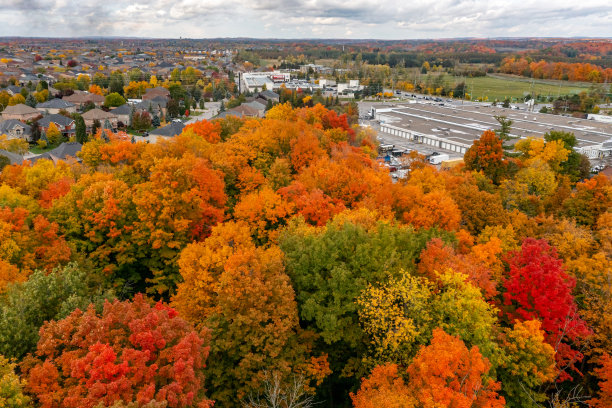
[0,263,114,360]
[545,130,590,181]
[280,217,453,377]
[104,92,126,108]
[109,71,125,95]
[91,119,101,135]
[73,113,87,144]
[25,93,36,108]
[166,98,180,118]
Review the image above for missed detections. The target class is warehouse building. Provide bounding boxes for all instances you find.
[371,102,612,159]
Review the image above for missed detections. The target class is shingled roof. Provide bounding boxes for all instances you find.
[2,103,39,115]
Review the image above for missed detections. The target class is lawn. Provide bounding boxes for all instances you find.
[436,73,592,102]
[29,143,61,154]
[465,74,592,101]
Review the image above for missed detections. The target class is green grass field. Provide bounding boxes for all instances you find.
[456,74,593,102]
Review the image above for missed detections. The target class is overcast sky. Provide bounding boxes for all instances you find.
[0,0,611,39]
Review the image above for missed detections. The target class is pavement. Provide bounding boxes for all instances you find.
[184,101,221,124]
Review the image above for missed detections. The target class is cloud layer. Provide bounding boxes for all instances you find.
[0,0,611,39]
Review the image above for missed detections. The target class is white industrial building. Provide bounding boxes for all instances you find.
[239,71,291,93]
[371,102,612,160]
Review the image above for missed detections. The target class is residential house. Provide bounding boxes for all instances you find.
[30,142,83,164]
[243,100,266,117]
[1,104,41,122]
[143,87,170,101]
[0,149,25,165]
[63,91,105,109]
[81,108,118,132]
[36,98,77,115]
[111,104,132,126]
[5,85,23,96]
[19,74,41,87]
[134,97,167,118]
[213,110,244,119]
[0,119,32,141]
[146,120,185,143]
[228,104,260,118]
[38,114,76,137]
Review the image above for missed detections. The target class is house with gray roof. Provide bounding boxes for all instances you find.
[213,110,244,119]
[63,91,105,109]
[143,87,170,100]
[38,114,75,136]
[29,142,83,164]
[0,119,32,141]
[5,85,22,96]
[134,98,167,118]
[111,104,132,126]
[243,100,266,117]
[37,98,77,115]
[146,120,185,143]
[0,149,25,166]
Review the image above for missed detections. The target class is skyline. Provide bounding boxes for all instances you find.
[0,0,611,39]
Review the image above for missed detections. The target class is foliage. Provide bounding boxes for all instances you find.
[0,263,114,360]
[104,92,126,108]
[351,329,505,408]
[74,113,87,144]
[501,238,591,381]
[589,354,612,408]
[0,135,29,155]
[405,329,505,408]
[464,130,506,183]
[46,122,62,146]
[498,320,556,407]
[173,222,327,406]
[357,273,434,366]
[23,294,213,408]
[0,355,31,407]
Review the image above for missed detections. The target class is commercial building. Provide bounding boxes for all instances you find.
[239,71,291,93]
[372,101,612,159]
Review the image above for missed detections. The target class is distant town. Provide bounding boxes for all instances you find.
[0,37,611,172]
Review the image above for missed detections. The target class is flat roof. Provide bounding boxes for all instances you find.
[376,102,612,149]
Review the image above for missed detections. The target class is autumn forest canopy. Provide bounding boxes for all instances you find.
[0,102,611,408]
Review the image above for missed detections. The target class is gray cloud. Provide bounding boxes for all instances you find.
[0,0,610,38]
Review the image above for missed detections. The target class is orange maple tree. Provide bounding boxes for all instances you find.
[352,329,505,408]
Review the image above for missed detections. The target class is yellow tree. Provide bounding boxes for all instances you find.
[46,122,62,146]
[499,320,557,407]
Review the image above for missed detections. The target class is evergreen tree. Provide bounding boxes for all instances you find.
[91,119,101,136]
[25,93,37,108]
[494,115,517,156]
[152,114,160,128]
[219,100,225,112]
[167,98,180,118]
[129,105,135,127]
[73,114,87,144]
